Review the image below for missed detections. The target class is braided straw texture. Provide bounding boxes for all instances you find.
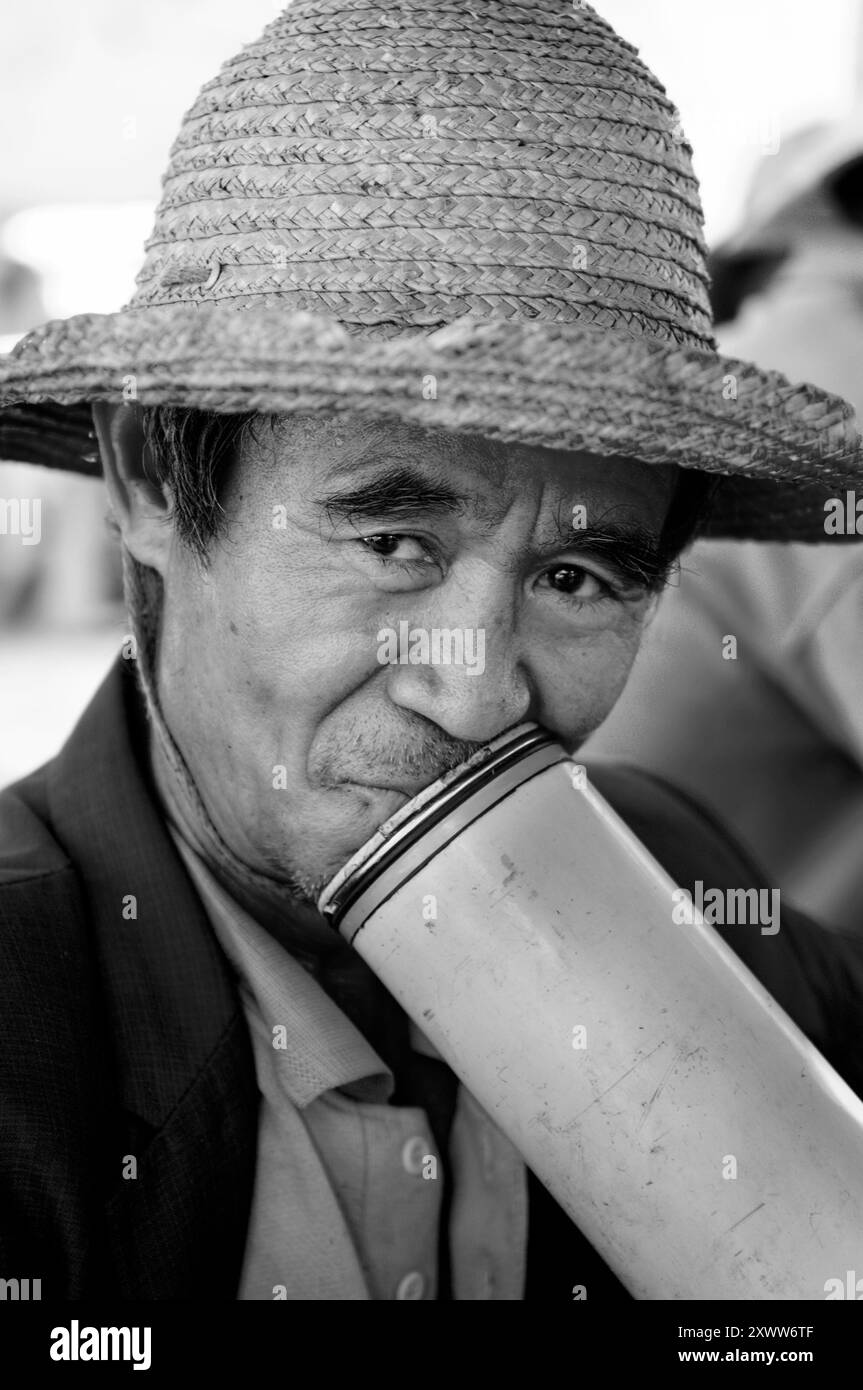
[1,0,862,543]
[3,303,863,539]
[129,0,715,348]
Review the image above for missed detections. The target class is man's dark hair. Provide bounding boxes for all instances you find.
[139,406,263,562]
[658,464,721,563]
[138,405,720,568]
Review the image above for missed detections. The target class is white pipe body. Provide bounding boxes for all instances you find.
[319,736,863,1300]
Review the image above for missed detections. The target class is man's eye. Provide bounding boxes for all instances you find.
[359,534,434,565]
[545,565,614,601]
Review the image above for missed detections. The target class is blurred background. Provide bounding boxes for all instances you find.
[2,0,863,850]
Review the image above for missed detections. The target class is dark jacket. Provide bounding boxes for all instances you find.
[2,657,862,1300]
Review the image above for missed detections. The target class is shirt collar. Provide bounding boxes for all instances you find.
[169,826,394,1107]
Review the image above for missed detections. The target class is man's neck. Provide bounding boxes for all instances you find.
[145,692,349,969]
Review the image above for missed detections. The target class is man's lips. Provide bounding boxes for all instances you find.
[346,773,435,800]
[321,736,494,802]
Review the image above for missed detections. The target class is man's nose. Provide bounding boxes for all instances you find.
[381,592,534,745]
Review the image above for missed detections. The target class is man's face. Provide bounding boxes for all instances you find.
[152,413,675,900]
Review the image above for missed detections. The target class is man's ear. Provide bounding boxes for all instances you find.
[91,401,174,575]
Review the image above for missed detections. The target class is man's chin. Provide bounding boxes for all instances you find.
[327,781,414,851]
[316,778,414,824]
[282,783,413,907]
[346,780,413,815]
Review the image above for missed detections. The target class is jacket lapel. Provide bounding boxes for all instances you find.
[47,655,259,1296]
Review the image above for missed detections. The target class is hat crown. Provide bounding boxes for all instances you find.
[130,0,714,348]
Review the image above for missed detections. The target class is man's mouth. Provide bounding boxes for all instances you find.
[321,731,499,804]
[347,773,436,800]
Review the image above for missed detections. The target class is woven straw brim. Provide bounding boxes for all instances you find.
[1,303,862,543]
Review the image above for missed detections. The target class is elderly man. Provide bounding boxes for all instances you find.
[2,1,863,1302]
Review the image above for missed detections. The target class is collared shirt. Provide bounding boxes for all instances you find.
[168,827,528,1300]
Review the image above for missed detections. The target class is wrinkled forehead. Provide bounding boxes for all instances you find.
[249,410,676,522]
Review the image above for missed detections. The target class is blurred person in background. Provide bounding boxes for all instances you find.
[0,239,122,630]
[587,114,863,937]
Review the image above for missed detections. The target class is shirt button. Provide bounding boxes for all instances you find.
[401,1135,430,1176]
[396,1271,426,1300]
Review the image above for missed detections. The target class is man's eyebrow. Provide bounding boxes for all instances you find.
[550,522,673,592]
[311,459,673,591]
[312,462,471,527]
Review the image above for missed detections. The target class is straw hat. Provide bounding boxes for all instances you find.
[1,0,861,542]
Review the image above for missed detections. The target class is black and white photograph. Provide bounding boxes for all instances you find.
[1,0,863,1359]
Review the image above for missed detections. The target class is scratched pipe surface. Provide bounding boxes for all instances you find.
[319,743,863,1300]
